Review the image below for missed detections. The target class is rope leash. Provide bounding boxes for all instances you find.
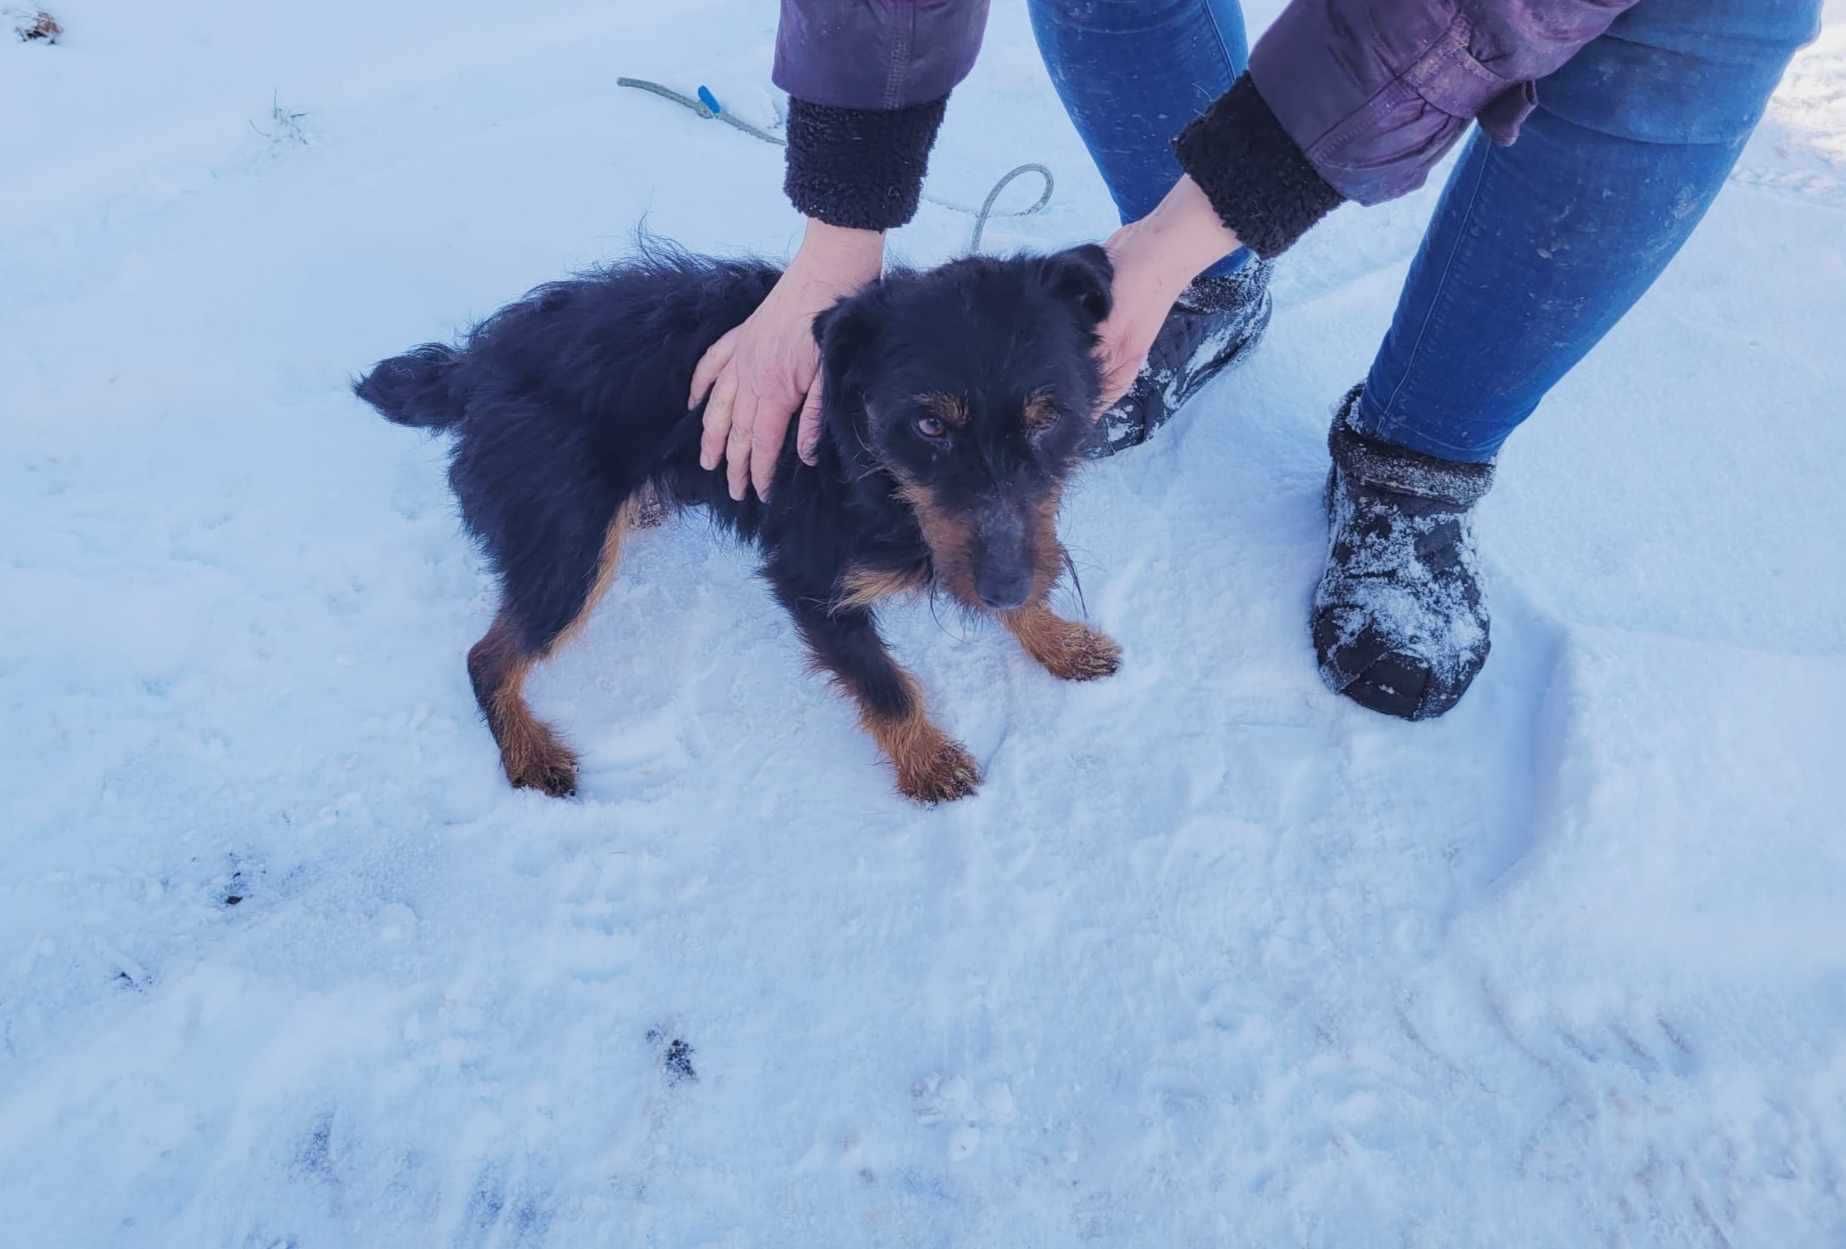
[616,77,1054,253]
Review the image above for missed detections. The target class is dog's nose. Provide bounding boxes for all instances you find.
[974,566,1032,611]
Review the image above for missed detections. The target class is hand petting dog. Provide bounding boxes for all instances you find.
[1095,177,1246,410]
[689,220,884,501]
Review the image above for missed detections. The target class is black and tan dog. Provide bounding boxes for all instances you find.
[355,241,1121,803]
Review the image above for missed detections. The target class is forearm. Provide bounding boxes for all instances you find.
[1110,176,1243,294]
[1094,177,1247,407]
[786,216,885,287]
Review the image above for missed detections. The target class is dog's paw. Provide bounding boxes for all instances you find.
[1047,628,1121,682]
[1006,607,1122,683]
[503,743,579,798]
[898,738,981,805]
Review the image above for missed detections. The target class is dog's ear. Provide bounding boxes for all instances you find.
[809,290,885,463]
[812,290,881,390]
[1040,244,1114,326]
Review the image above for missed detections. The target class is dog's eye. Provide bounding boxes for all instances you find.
[915,415,948,440]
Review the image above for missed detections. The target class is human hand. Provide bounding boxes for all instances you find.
[689,219,884,500]
[1095,175,1244,411]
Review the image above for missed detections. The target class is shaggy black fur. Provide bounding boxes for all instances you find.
[354,241,1123,803]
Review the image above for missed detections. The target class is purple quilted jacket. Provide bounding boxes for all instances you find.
[772,0,1637,256]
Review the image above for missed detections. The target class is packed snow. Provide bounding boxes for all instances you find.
[5,2,1845,1245]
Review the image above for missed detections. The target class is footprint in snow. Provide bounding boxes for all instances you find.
[647,1029,697,1085]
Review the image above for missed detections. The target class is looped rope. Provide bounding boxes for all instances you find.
[963,161,1053,253]
[617,76,1054,253]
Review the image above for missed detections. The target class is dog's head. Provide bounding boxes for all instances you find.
[814,245,1112,611]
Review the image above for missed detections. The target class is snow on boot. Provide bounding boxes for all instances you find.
[1313,386,1496,720]
[1088,259,1273,457]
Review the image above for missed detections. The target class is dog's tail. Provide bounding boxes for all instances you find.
[353,344,462,430]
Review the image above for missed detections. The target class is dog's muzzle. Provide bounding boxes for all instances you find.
[971,501,1035,611]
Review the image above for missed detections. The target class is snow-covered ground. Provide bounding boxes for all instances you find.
[5,2,1845,1244]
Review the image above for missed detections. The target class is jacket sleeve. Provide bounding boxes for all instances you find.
[1176,0,1639,259]
[773,0,991,230]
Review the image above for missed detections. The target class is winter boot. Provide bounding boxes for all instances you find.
[1313,386,1496,720]
[1088,258,1273,457]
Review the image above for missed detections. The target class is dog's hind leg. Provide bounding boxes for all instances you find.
[1003,599,1121,682]
[770,569,979,804]
[466,498,637,797]
[468,612,579,797]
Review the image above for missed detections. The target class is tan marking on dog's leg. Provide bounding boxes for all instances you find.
[549,501,634,654]
[466,613,579,796]
[834,563,931,614]
[469,500,639,796]
[854,670,980,804]
[1004,600,1121,682]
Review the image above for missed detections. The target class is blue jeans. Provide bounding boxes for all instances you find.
[1028,0,1256,279]
[1028,0,1820,461]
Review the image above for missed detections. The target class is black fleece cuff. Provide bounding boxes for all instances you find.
[1174,74,1345,260]
[783,96,947,231]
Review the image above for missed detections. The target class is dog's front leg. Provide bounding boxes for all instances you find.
[770,573,980,804]
[1003,599,1122,682]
